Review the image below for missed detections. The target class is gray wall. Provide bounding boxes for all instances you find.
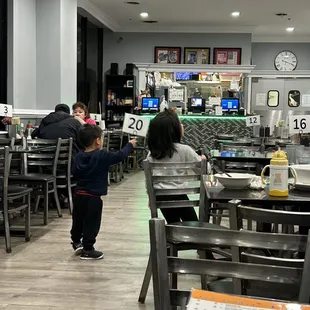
[103,31,252,73]
[252,43,310,70]
[8,0,37,110]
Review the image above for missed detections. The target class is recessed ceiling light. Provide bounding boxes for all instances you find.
[140,12,149,18]
[286,27,295,32]
[231,12,240,17]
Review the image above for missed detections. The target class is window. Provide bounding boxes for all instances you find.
[77,14,103,114]
[288,90,300,107]
[267,90,279,107]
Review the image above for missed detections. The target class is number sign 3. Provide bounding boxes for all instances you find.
[0,104,13,117]
[289,115,310,134]
[246,115,261,127]
[122,113,149,137]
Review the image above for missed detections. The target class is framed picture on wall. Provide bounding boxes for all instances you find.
[184,47,210,64]
[213,48,242,65]
[154,47,181,64]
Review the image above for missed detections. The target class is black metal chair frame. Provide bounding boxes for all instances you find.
[1,146,32,253]
[9,138,62,225]
[150,218,310,310]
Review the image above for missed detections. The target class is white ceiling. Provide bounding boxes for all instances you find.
[80,0,310,42]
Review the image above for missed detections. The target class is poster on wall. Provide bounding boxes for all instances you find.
[256,93,266,106]
[154,47,181,64]
[213,48,242,65]
[302,94,310,107]
[184,47,210,64]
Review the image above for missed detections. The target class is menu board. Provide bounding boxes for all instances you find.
[187,290,310,310]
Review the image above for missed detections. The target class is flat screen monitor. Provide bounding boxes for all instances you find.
[221,98,239,112]
[175,72,200,81]
[142,97,160,111]
[188,97,205,113]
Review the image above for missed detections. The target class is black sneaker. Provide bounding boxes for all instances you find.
[71,242,83,255]
[80,249,104,260]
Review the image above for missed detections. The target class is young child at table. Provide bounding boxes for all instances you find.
[72,102,97,125]
[146,109,207,224]
[70,124,136,260]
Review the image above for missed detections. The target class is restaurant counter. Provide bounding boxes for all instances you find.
[141,115,251,150]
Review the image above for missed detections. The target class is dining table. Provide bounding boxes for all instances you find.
[204,179,310,233]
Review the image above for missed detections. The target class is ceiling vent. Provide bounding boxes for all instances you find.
[275,13,288,17]
[143,20,158,24]
[126,1,140,4]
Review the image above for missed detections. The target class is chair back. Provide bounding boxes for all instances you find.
[0,138,14,147]
[149,218,310,310]
[0,147,12,210]
[106,132,123,152]
[229,199,310,230]
[56,138,73,177]
[143,158,206,219]
[24,139,61,176]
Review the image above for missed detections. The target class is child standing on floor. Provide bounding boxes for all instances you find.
[70,124,136,260]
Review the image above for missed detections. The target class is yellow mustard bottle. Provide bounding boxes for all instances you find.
[261,150,297,197]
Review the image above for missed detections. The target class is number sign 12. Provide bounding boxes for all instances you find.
[122,113,149,137]
[289,115,310,134]
[246,115,261,127]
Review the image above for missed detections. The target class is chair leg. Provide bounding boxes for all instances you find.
[34,195,41,214]
[3,205,11,253]
[25,192,31,242]
[108,172,111,186]
[67,181,73,215]
[138,253,152,304]
[43,183,49,225]
[199,250,208,290]
[170,245,178,290]
[53,181,62,218]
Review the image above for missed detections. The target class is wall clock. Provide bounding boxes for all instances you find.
[274,51,297,71]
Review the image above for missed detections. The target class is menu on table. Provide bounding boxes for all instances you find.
[187,290,310,310]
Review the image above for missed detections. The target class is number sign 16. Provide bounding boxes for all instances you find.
[289,115,310,134]
[246,115,261,127]
[122,113,149,137]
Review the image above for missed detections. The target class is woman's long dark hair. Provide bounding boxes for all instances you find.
[147,109,182,160]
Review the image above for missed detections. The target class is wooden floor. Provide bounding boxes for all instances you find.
[0,172,203,309]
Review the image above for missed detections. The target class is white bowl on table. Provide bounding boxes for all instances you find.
[291,165,310,185]
[214,173,255,189]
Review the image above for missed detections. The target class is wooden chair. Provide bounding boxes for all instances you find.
[9,138,62,225]
[34,138,75,214]
[139,159,229,303]
[149,218,310,310]
[0,146,32,253]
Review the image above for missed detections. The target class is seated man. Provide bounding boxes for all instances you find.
[32,104,82,156]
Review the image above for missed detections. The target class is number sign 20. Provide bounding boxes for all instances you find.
[122,113,149,137]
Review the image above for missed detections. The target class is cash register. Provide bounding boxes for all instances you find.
[187,97,206,114]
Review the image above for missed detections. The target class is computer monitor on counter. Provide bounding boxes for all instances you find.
[142,97,160,113]
[188,97,206,113]
[221,98,239,112]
